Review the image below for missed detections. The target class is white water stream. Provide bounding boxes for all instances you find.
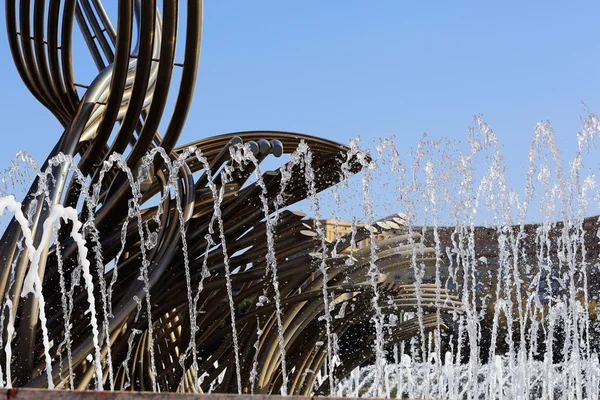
[0,114,600,398]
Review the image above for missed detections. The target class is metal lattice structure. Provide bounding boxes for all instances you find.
[1,0,460,394]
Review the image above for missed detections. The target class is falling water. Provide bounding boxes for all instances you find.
[146,146,201,388]
[195,148,244,394]
[357,141,387,397]
[90,153,159,391]
[229,142,291,395]
[0,196,103,389]
[1,112,600,398]
[297,141,338,394]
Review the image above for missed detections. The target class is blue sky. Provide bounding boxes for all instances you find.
[0,1,599,221]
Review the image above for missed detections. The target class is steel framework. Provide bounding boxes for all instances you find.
[1,0,459,394]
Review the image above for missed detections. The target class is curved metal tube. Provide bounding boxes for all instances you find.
[1,0,464,394]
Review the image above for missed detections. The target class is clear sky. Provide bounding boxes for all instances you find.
[0,1,599,221]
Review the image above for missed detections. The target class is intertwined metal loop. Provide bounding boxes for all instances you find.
[2,0,460,393]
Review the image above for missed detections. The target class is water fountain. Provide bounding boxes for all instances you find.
[2,1,600,399]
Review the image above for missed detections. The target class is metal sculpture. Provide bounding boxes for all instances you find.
[1,0,460,394]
